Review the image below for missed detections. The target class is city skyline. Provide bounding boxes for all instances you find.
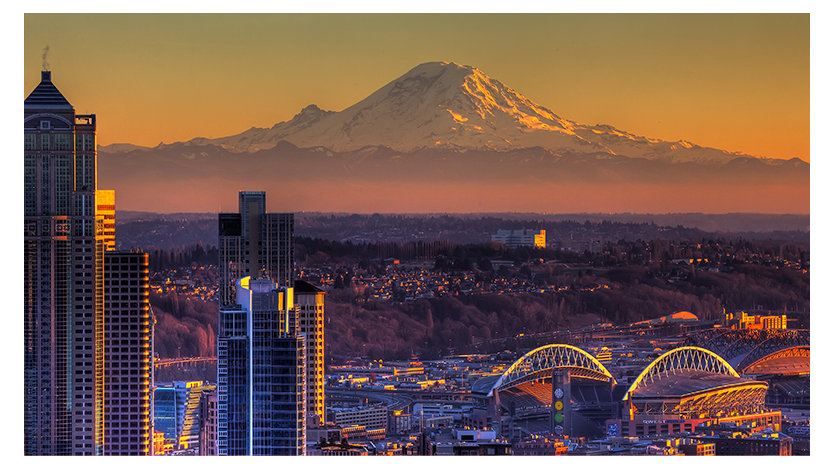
[24,13,809,162]
[19,10,816,458]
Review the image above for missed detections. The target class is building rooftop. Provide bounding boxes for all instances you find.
[294,279,325,293]
[25,71,73,111]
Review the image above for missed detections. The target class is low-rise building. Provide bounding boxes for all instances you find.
[328,405,388,431]
[491,229,546,249]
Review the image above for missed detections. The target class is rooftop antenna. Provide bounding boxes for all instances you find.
[42,45,50,71]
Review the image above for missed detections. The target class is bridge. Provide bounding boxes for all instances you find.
[154,356,217,367]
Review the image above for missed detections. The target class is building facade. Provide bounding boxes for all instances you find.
[95,190,115,251]
[218,191,294,306]
[491,229,546,249]
[102,251,153,455]
[328,405,388,430]
[24,70,108,455]
[294,280,326,424]
[217,277,306,455]
[199,388,218,456]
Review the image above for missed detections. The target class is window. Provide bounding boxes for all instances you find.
[40,120,51,130]
[55,133,72,151]
[41,134,50,150]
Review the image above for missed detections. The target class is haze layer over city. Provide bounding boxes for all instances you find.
[22,13,811,458]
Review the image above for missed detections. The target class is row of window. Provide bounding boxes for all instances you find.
[24,132,95,151]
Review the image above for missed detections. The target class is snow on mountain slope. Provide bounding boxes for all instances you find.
[188,61,758,164]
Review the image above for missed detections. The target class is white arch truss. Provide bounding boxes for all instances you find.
[488,344,616,397]
[623,346,739,400]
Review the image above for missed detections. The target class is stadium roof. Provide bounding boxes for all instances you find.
[631,370,762,398]
[471,374,501,396]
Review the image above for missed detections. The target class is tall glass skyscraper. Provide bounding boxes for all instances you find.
[217,277,306,455]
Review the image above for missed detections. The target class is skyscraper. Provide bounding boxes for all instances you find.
[24,70,107,455]
[218,191,294,305]
[25,70,151,456]
[217,277,306,455]
[294,280,326,425]
[102,251,153,455]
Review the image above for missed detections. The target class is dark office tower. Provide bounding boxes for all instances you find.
[218,191,294,306]
[24,70,107,455]
[217,277,306,455]
[102,251,152,455]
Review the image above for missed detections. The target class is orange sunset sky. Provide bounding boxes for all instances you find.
[24,13,809,162]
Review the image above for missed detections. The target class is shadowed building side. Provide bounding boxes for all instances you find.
[102,251,152,455]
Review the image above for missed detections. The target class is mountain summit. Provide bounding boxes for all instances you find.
[190,61,753,163]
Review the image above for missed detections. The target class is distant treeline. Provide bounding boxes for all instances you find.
[298,235,808,268]
[115,212,810,253]
[145,235,809,273]
[148,243,218,271]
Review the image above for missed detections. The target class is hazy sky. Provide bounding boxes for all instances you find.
[24,13,809,161]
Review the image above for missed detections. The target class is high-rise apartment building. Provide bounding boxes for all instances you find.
[295,280,325,425]
[218,191,294,305]
[217,277,306,455]
[102,251,152,455]
[24,70,108,455]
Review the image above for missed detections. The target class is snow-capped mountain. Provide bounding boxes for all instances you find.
[183,61,767,164]
[97,61,808,213]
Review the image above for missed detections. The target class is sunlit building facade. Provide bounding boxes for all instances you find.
[217,277,306,455]
[102,251,152,455]
[95,190,115,251]
[295,280,326,424]
[24,70,108,455]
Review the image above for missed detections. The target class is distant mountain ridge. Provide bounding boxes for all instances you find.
[101,61,800,165]
[97,61,809,214]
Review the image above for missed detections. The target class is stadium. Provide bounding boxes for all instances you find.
[470,339,806,440]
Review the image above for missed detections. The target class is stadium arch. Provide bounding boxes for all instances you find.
[487,344,616,397]
[623,346,739,401]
